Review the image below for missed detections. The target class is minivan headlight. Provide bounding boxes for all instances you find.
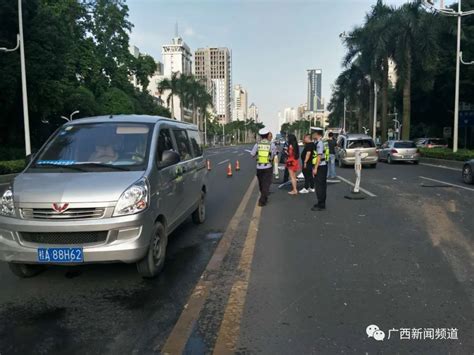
[113,179,149,217]
[0,189,15,217]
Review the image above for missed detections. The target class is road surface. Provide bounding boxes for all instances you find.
[0,146,473,354]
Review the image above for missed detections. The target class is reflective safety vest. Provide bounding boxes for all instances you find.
[257,140,271,165]
[312,140,330,165]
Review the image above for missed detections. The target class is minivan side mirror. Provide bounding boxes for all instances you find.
[158,150,180,169]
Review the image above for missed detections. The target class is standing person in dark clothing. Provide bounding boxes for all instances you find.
[327,132,337,179]
[281,139,289,183]
[250,128,277,207]
[311,129,328,211]
[299,134,315,194]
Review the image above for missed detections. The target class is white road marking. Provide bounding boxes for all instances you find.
[420,163,460,171]
[217,159,230,165]
[238,153,244,156]
[337,176,377,197]
[244,149,252,153]
[419,176,474,192]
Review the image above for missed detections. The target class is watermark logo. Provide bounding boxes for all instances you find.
[366,325,385,341]
[367,324,459,342]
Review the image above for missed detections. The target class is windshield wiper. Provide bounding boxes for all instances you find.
[72,162,131,171]
[32,163,86,171]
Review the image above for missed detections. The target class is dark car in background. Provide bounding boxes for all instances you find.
[415,138,448,149]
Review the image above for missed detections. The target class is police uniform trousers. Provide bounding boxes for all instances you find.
[314,164,328,208]
[257,167,273,205]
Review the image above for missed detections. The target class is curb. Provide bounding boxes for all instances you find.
[419,157,465,170]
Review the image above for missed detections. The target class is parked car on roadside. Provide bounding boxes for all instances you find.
[0,115,207,278]
[378,140,420,164]
[415,138,448,149]
[462,160,474,184]
[335,133,377,168]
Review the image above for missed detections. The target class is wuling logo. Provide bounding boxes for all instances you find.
[52,203,69,213]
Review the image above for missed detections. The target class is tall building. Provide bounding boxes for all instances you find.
[283,107,297,124]
[194,47,232,124]
[160,35,193,121]
[233,84,247,121]
[307,69,323,112]
[248,103,258,122]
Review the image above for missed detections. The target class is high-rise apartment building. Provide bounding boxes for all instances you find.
[307,69,323,112]
[233,85,247,121]
[194,47,232,124]
[248,103,258,122]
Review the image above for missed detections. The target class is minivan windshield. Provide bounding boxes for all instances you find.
[29,122,153,172]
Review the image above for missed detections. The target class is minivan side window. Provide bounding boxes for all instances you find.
[157,128,174,162]
[188,130,203,157]
[174,129,192,161]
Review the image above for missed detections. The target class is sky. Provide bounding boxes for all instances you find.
[127,0,411,132]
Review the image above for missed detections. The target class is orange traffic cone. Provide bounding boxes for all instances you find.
[207,159,211,171]
[235,160,240,171]
[227,162,233,177]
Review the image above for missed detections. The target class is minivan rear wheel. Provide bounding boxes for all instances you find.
[137,222,167,278]
[8,263,44,278]
[463,164,473,184]
[192,191,206,224]
[338,158,345,168]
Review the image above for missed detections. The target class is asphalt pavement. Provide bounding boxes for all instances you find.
[1,150,473,354]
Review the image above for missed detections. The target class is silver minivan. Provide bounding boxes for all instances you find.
[336,133,378,168]
[0,115,207,278]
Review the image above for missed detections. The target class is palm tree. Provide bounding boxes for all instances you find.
[343,0,394,140]
[157,72,180,119]
[391,1,438,139]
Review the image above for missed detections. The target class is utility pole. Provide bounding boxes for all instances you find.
[373,82,377,141]
[0,0,31,156]
[423,0,474,152]
[343,98,347,133]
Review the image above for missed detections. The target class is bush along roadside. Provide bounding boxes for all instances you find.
[0,160,26,175]
[419,148,474,162]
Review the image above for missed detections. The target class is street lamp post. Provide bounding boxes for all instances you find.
[423,0,474,152]
[373,82,377,141]
[0,0,31,156]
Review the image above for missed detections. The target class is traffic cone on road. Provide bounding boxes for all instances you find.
[235,160,240,171]
[227,162,233,177]
[207,159,211,171]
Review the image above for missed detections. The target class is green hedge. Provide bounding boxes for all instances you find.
[0,160,26,175]
[419,148,474,162]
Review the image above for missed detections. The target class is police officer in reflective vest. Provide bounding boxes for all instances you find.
[311,129,328,211]
[251,128,277,207]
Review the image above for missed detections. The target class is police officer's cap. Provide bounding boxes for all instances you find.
[258,128,270,136]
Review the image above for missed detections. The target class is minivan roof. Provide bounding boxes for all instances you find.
[64,114,197,129]
[340,133,373,139]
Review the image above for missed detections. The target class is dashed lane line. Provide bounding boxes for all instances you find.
[337,175,377,197]
[160,177,257,354]
[420,163,460,171]
[419,176,474,192]
[217,159,230,165]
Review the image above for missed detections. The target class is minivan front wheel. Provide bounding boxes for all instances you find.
[192,191,206,224]
[8,263,44,278]
[137,222,167,278]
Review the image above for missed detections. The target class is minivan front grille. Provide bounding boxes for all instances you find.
[20,231,108,245]
[21,208,105,220]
